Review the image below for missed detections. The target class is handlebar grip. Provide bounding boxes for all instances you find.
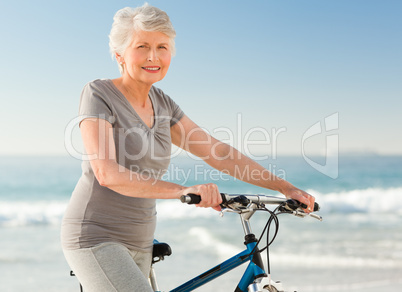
[180,193,201,204]
[288,199,320,212]
[302,202,320,211]
[180,193,227,205]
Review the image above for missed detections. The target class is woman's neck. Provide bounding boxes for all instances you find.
[113,76,151,107]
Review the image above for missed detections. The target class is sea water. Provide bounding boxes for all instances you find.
[0,155,401,291]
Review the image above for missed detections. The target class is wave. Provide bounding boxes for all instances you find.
[1,187,401,226]
[188,227,242,261]
[310,187,402,214]
[0,200,68,227]
[165,226,402,269]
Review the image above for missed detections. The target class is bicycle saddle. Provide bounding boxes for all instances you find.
[152,241,172,263]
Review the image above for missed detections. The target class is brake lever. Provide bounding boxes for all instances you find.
[279,200,322,221]
[292,209,323,221]
[309,213,323,221]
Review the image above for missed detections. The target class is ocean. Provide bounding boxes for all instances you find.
[0,154,401,291]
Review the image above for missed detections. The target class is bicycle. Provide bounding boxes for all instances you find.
[149,193,322,292]
[70,193,321,291]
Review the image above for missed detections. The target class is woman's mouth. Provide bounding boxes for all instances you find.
[142,66,161,73]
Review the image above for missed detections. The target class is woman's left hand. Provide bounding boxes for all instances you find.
[284,187,315,213]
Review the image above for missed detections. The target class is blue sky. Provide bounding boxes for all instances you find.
[1,0,401,157]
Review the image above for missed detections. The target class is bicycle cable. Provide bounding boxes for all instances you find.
[261,205,280,276]
[245,203,281,276]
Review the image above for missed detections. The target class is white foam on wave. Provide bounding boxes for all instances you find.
[0,200,68,227]
[311,187,402,214]
[188,227,242,260]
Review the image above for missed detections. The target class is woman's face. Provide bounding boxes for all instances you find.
[121,30,172,86]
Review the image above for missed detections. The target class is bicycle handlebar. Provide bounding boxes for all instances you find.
[180,193,320,212]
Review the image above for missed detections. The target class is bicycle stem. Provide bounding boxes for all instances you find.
[220,202,260,236]
[239,203,259,236]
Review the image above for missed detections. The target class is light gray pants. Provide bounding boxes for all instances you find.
[63,242,153,292]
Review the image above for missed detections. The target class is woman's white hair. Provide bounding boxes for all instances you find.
[109,3,176,73]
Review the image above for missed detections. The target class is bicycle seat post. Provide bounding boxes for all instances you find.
[149,265,160,292]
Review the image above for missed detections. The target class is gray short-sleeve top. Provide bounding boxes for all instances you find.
[61,79,184,252]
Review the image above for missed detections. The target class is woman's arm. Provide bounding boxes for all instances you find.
[80,118,221,209]
[171,115,315,212]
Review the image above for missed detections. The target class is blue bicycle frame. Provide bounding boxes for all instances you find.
[149,195,292,292]
[169,234,266,292]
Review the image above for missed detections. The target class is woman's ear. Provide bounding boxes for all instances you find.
[115,53,124,64]
[115,53,125,73]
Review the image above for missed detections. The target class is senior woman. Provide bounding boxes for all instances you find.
[61,3,315,292]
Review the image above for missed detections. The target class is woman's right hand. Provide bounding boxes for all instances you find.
[183,183,222,211]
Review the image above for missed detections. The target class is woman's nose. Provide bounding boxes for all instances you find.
[147,48,159,62]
